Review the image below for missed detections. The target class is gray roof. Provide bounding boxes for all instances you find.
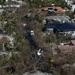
[23,71,52,75]
[46,16,70,22]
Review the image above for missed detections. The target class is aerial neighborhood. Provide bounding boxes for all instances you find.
[0,0,75,75]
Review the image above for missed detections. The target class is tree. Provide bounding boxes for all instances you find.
[4,23,15,34]
[0,37,8,51]
[0,0,5,4]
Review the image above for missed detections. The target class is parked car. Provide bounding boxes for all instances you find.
[30,30,35,36]
[37,48,43,56]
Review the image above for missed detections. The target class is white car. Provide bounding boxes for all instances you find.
[37,49,43,56]
[30,30,35,35]
[23,23,27,27]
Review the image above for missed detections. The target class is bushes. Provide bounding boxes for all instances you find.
[4,23,15,34]
[45,32,56,43]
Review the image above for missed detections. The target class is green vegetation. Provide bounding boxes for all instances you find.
[28,0,66,8]
[0,0,75,75]
[4,23,15,34]
[0,0,5,4]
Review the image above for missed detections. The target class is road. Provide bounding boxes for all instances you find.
[25,17,37,49]
[25,16,40,63]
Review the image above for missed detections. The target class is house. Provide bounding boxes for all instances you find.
[0,34,15,48]
[65,0,73,5]
[0,9,4,14]
[57,40,75,54]
[41,7,55,14]
[0,52,11,56]
[0,0,21,9]
[65,0,75,11]
[0,52,19,57]
[5,0,17,2]
[71,5,75,11]
[45,22,75,38]
[63,7,70,12]
[41,7,65,14]
[71,19,75,23]
[45,15,70,23]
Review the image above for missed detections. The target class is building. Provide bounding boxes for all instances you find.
[57,40,75,54]
[41,7,65,14]
[45,22,75,38]
[0,34,15,48]
[5,0,16,2]
[65,0,75,11]
[65,0,73,5]
[71,5,75,11]
[0,9,4,14]
[45,15,70,23]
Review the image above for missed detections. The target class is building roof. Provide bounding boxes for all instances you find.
[58,45,71,50]
[58,45,75,53]
[45,22,75,32]
[42,7,65,13]
[46,16,70,22]
[57,40,75,54]
[71,40,75,45]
